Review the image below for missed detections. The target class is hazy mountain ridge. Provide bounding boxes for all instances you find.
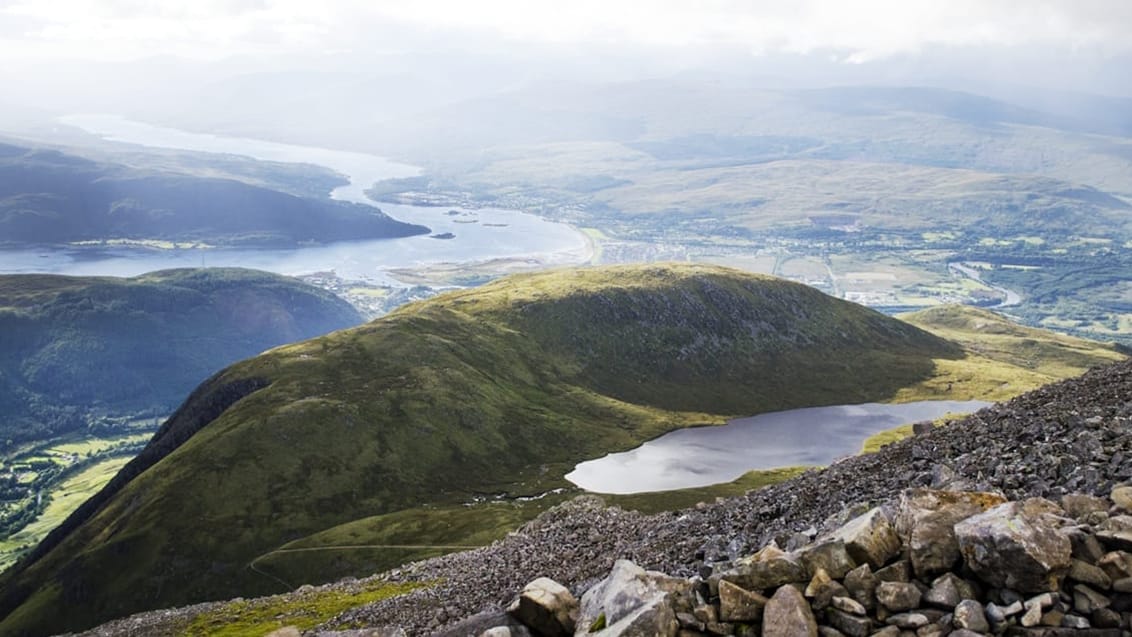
[0,263,1124,636]
[0,267,363,443]
[0,142,428,247]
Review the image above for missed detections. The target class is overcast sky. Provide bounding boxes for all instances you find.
[2,0,1130,63]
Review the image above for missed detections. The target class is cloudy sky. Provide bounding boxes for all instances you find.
[2,0,1130,63]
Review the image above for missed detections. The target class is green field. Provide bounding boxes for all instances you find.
[0,456,131,571]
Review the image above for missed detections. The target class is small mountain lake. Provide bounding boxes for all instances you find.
[565,400,990,494]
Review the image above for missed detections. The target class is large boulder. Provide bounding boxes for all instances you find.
[829,507,901,569]
[762,584,818,637]
[719,546,807,592]
[954,498,1073,594]
[507,577,578,637]
[575,560,689,637]
[894,489,1007,579]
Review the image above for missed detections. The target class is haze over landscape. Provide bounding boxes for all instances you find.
[0,2,1131,636]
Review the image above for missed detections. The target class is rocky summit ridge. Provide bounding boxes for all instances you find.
[74,357,1132,636]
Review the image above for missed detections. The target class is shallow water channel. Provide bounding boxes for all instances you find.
[566,400,990,494]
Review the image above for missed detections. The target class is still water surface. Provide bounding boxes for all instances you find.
[566,400,990,494]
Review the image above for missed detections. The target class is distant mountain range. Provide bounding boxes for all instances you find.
[0,142,428,247]
[0,267,363,444]
[0,263,1123,636]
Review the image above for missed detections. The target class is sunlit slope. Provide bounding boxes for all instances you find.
[0,263,962,636]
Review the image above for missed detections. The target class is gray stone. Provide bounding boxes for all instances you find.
[895,489,1007,579]
[1097,551,1132,581]
[436,611,530,637]
[817,628,844,637]
[576,560,686,637]
[1092,607,1121,628]
[1112,576,1132,592]
[1061,494,1110,519]
[886,612,929,629]
[1094,529,1132,552]
[718,580,767,623]
[825,608,872,637]
[1065,527,1107,564]
[954,498,1073,593]
[676,612,705,632]
[1073,584,1111,614]
[798,540,857,580]
[831,596,868,616]
[763,584,818,637]
[507,577,578,637]
[843,564,878,611]
[953,599,989,632]
[722,546,807,592]
[874,561,911,584]
[1061,613,1091,628]
[1021,600,1043,627]
[806,569,849,612]
[875,582,921,613]
[949,631,984,637]
[923,573,976,609]
[1068,559,1112,590]
[870,627,900,637]
[830,508,902,570]
[1110,485,1132,511]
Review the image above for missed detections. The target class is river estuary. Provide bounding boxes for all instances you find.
[0,115,589,283]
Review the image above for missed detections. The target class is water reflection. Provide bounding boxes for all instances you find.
[566,400,989,493]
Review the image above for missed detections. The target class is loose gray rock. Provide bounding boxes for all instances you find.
[721,546,807,592]
[875,581,921,613]
[762,584,818,637]
[829,508,901,570]
[717,580,766,623]
[895,489,1007,579]
[506,577,577,637]
[574,560,685,637]
[954,499,1073,593]
[953,599,990,632]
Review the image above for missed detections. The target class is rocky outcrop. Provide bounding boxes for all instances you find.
[493,486,1132,636]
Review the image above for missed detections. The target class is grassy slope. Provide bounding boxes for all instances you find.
[0,268,364,443]
[859,304,1127,452]
[259,307,1129,588]
[0,263,965,636]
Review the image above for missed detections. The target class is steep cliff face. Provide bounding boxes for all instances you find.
[0,263,963,636]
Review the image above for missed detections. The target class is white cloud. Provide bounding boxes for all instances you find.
[1,0,1130,62]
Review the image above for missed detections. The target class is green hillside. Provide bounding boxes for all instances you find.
[0,142,428,247]
[1,264,1124,636]
[0,268,363,443]
[0,263,967,635]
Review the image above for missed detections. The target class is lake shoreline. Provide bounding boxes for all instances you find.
[566,399,991,494]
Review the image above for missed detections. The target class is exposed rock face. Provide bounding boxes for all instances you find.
[955,499,1073,593]
[506,578,578,637]
[895,488,1007,579]
[573,560,689,637]
[829,507,901,569]
[762,585,818,637]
